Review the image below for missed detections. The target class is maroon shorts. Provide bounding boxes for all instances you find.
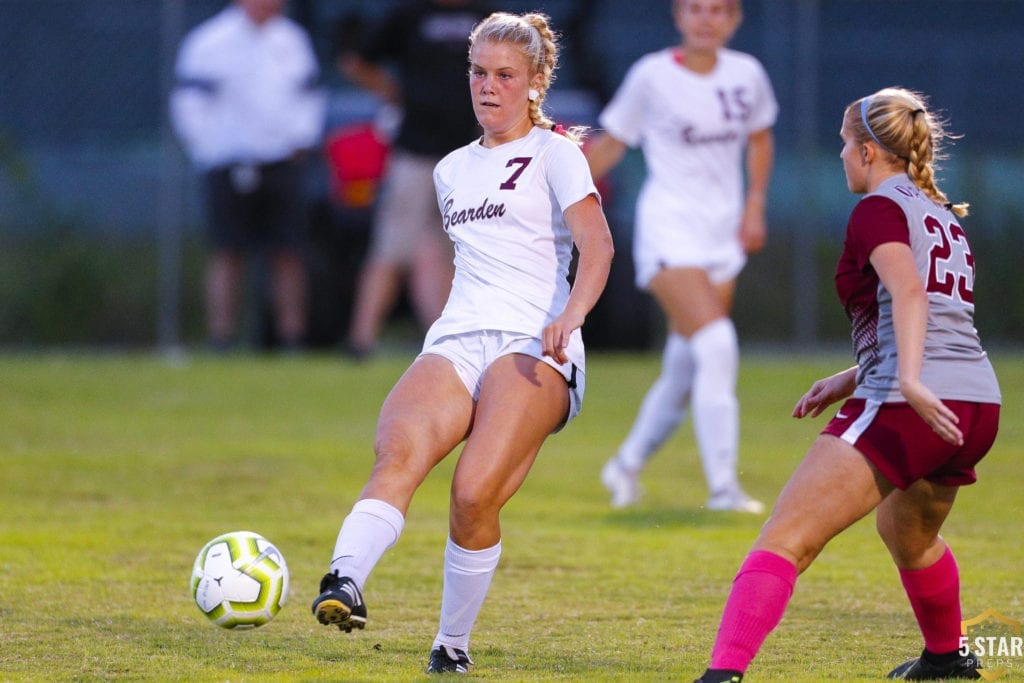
[822,398,1000,490]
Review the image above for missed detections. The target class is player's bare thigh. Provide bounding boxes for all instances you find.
[753,434,894,572]
[362,354,474,514]
[649,266,737,336]
[448,354,569,549]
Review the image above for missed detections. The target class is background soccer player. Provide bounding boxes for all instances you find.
[588,0,777,513]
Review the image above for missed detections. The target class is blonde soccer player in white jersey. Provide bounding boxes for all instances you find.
[587,0,777,513]
[311,11,614,675]
[694,88,1000,683]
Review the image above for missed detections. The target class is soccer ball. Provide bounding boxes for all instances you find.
[190,530,289,629]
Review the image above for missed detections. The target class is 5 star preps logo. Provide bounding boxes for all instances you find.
[960,608,1023,681]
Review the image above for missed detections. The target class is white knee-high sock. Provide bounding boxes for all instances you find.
[433,538,502,652]
[689,318,740,495]
[617,333,694,472]
[330,498,405,590]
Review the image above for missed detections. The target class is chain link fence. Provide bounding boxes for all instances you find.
[2,0,1022,349]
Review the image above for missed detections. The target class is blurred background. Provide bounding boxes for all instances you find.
[1,0,1021,352]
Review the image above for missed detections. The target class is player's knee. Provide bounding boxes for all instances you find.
[690,318,739,397]
[690,318,738,366]
[449,485,500,530]
[371,431,431,483]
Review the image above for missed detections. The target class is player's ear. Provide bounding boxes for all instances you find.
[531,73,544,95]
[861,143,872,164]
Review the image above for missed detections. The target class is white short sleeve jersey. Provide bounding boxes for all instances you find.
[599,48,777,285]
[426,126,599,363]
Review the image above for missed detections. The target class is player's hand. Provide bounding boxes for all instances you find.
[900,378,964,446]
[740,205,767,254]
[792,367,857,418]
[541,311,583,365]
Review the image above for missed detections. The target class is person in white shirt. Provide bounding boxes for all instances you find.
[311,11,614,674]
[587,0,777,513]
[170,0,325,351]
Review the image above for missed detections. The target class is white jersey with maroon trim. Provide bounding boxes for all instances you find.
[426,126,600,368]
[598,47,777,285]
[837,173,1000,404]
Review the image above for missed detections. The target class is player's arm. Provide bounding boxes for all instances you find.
[542,194,614,364]
[871,242,963,445]
[792,366,857,419]
[740,126,773,254]
[583,132,628,183]
[337,55,399,105]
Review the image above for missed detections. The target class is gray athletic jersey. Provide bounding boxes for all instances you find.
[837,174,1000,404]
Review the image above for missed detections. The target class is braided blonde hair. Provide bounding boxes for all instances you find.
[468,12,587,144]
[846,87,969,217]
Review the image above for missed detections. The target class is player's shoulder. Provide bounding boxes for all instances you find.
[628,48,676,75]
[434,139,475,179]
[868,176,933,210]
[528,127,588,165]
[873,177,957,226]
[847,193,914,249]
[539,125,581,147]
[852,193,903,222]
[434,146,461,172]
[717,48,769,74]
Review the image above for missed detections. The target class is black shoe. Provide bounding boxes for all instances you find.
[426,645,472,674]
[694,669,743,683]
[311,571,367,633]
[887,649,982,679]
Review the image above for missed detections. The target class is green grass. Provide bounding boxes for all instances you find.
[1,350,1021,681]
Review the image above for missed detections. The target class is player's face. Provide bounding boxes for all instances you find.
[839,119,868,194]
[674,0,740,52]
[469,40,541,146]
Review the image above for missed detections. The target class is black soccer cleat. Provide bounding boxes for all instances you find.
[887,649,983,679]
[311,571,367,633]
[426,645,473,674]
[694,669,743,683]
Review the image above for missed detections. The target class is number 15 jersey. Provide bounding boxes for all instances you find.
[836,173,1000,404]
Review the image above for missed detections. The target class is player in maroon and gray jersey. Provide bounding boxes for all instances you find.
[838,176,997,405]
[694,88,1000,683]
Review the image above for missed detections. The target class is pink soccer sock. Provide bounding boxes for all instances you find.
[710,550,798,672]
[898,546,962,654]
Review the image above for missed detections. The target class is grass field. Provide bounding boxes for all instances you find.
[1,350,1021,681]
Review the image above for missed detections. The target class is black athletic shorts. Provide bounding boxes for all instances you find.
[204,159,306,250]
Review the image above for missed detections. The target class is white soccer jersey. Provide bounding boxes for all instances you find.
[599,48,777,286]
[427,126,600,368]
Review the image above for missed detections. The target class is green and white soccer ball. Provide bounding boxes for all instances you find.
[190,530,289,629]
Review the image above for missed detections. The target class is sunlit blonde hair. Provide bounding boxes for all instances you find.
[846,87,969,217]
[468,12,587,144]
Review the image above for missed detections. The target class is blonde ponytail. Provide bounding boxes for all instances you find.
[848,88,968,216]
